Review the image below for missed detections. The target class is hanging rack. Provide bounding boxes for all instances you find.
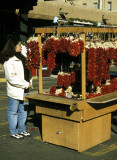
[35,26,117,99]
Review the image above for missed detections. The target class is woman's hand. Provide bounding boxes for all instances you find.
[28,83,32,88]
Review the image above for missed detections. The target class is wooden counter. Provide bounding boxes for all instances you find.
[25,92,117,152]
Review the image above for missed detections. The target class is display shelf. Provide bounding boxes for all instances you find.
[87,91,117,103]
[25,93,79,106]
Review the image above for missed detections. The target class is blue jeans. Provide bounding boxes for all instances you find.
[7,96,28,136]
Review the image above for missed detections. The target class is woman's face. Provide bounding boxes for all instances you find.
[15,42,21,52]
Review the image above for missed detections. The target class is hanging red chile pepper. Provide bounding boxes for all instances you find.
[26,41,40,69]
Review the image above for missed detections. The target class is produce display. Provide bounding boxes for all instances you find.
[25,35,117,99]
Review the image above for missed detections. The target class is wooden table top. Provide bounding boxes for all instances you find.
[25,93,81,105]
[87,91,117,103]
[25,91,117,104]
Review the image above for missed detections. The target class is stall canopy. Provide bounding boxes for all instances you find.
[28,0,117,26]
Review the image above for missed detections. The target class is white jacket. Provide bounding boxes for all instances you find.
[3,56,29,100]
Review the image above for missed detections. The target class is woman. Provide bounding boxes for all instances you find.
[0,36,31,139]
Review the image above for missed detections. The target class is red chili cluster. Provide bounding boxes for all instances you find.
[86,93,102,99]
[101,78,117,94]
[107,48,117,62]
[42,38,84,70]
[59,38,71,53]
[26,41,40,69]
[58,88,66,97]
[42,38,59,70]
[86,78,117,99]
[42,38,59,54]
[57,71,75,88]
[50,86,66,97]
[50,86,56,96]
[87,47,110,87]
[47,50,56,70]
[68,41,81,57]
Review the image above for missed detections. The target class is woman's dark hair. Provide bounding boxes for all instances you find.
[0,36,21,64]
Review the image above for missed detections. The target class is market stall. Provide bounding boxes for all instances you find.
[25,26,117,152]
